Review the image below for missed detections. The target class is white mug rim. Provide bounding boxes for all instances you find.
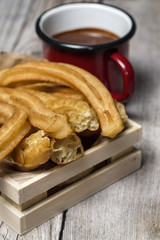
[36,3,136,52]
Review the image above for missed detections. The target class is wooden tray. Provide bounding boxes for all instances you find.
[0,119,142,234]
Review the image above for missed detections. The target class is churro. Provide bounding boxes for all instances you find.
[23,89,99,133]
[0,55,129,170]
[0,61,124,138]
[10,130,52,171]
[114,99,128,123]
[0,87,72,139]
[19,84,85,100]
[0,101,31,162]
[9,131,84,168]
[50,133,84,164]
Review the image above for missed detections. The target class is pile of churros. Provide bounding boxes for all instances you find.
[0,57,127,171]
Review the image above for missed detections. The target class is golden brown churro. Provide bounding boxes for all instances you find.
[0,87,72,139]
[50,133,84,165]
[0,101,31,162]
[0,61,124,138]
[9,131,84,169]
[0,56,129,170]
[114,99,128,123]
[60,63,124,136]
[19,84,85,100]
[23,89,99,133]
[10,130,52,171]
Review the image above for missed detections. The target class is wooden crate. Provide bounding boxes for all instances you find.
[0,119,142,235]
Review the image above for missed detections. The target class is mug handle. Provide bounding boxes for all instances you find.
[109,52,135,102]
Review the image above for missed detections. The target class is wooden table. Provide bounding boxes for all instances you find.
[0,0,160,239]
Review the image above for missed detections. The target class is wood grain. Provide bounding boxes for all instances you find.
[0,0,160,239]
[0,149,141,235]
[0,119,141,205]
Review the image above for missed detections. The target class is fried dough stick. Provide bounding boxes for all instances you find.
[0,62,124,137]
[19,86,128,124]
[0,87,72,139]
[0,101,31,162]
[50,133,84,165]
[22,89,99,133]
[19,83,85,100]
[10,130,52,171]
[9,131,84,170]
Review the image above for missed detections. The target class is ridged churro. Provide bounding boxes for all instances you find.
[23,89,99,133]
[0,87,72,139]
[0,61,124,138]
[60,63,124,136]
[0,54,129,170]
[9,131,84,169]
[19,84,85,100]
[0,101,31,162]
[10,130,52,171]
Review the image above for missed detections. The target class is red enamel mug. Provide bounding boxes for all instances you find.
[36,3,136,102]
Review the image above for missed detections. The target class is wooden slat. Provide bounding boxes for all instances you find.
[1,192,48,211]
[0,149,141,235]
[0,119,142,205]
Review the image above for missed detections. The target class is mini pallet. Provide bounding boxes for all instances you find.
[0,119,142,235]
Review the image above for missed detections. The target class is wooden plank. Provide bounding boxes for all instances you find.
[0,119,142,205]
[1,192,48,211]
[0,197,23,234]
[0,149,141,235]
